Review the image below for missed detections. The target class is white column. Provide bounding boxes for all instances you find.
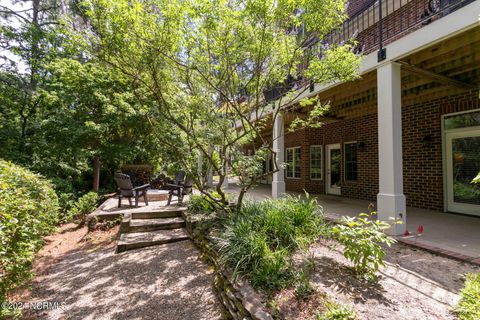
[272,111,286,198]
[377,62,406,235]
[222,173,229,189]
[222,150,229,189]
[197,149,203,180]
[207,146,214,187]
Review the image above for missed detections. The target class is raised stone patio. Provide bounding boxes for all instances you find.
[89,196,191,253]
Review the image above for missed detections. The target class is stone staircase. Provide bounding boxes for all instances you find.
[116,208,189,253]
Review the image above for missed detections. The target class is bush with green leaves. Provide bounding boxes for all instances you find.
[187,193,218,214]
[0,160,60,307]
[455,273,480,320]
[330,211,396,279]
[217,194,326,291]
[68,192,99,224]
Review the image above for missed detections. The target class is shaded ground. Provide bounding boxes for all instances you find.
[11,224,222,320]
[303,240,480,320]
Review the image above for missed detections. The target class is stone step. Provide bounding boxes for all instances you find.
[131,209,183,219]
[116,228,190,253]
[128,217,186,232]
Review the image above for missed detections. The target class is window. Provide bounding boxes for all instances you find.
[444,110,480,130]
[310,145,323,180]
[344,142,358,181]
[286,147,301,178]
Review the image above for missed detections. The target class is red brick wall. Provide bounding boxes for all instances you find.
[347,0,376,17]
[355,0,431,54]
[284,114,379,201]
[284,90,479,211]
[402,90,479,210]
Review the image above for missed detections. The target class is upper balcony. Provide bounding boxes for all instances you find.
[261,0,476,104]
[316,0,475,58]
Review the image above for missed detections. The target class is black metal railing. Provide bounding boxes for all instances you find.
[320,0,475,59]
[263,0,475,102]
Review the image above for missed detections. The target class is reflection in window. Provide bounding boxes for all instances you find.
[286,147,301,178]
[344,142,358,181]
[444,111,480,130]
[310,146,323,180]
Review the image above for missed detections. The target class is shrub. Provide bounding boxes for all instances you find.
[455,273,480,320]
[68,192,99,225]
[187,193,218,214]
[217,194,326,291]
[0,160,60,307]
[330,211,396,279]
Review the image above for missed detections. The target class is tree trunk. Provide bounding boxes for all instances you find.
[236,188,247,211]
[93,156,100,192]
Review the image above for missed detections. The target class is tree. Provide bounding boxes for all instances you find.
[0,0,66,160]
[33,58,161,191]
[75,0,361,208]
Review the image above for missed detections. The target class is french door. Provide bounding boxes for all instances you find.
[445,128,480,215]
[326,144,341,195]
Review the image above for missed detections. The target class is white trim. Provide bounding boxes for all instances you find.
[309,145,323,180]
[286,146,301,179]
[326,144,342,195]
[343,141,358,182]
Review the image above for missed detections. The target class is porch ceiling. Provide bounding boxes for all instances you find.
[289,26,480,122]
[399,25,480,105]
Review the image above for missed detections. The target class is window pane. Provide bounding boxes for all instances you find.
[286,148,293,178]
[294,148,301,178]
[444,111,480,130]
[310,146,322,179]
[452,136,480,205]
[344,143,358,181]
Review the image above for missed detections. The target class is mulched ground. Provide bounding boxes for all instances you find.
[9,223,223,320]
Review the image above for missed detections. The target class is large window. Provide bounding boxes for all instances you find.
[286,147,301,178]
[344,142,358,181]
[310,145,323,180]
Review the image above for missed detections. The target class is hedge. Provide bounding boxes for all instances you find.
[0,160,60,305]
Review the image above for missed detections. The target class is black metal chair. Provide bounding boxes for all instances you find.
[114,173,150,208]
[166,175,193,205]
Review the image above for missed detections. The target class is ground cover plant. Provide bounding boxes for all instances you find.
[217,194,327,292]
[67,192,100,226]
[455,273,480,320]
[187,193,222,215]
[0,160,60,315]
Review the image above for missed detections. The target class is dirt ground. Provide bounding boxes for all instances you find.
[273,239,480,320]
[9,223,480,320]
[9,223,223,320]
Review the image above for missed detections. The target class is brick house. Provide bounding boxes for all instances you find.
[258,0,480,235]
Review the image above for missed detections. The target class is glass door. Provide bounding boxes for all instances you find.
[326,144,341,195]
[445,129,480,215]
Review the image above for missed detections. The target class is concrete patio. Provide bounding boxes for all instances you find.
[225,183,480,264]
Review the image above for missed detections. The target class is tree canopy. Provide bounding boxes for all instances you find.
[73,0,361,206]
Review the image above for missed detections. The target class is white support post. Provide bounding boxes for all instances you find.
[197,149,203,180]
[272,111,286,198]
[222,150,229,189]
[207,146,214,187]
[377,62,407,235]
